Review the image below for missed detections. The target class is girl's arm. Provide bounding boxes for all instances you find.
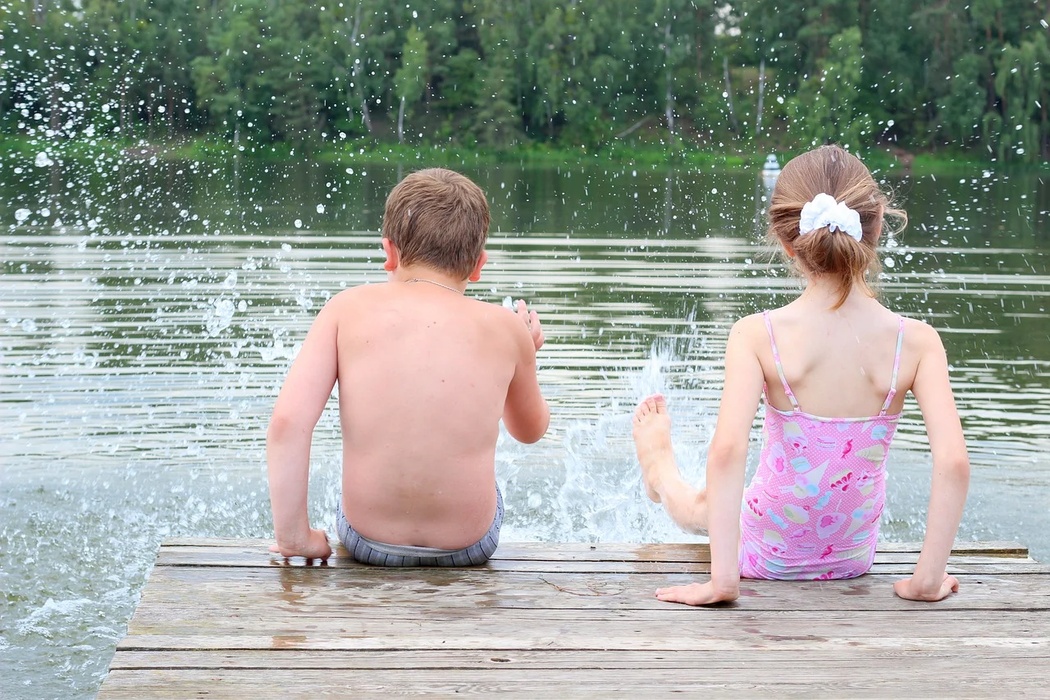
[895,323,970,601]
[655,318,764,605]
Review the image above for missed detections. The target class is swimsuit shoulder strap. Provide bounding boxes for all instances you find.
[762,310,800,411]
[879,315,906,416]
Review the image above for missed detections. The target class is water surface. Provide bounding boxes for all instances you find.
[2,157,1049,697]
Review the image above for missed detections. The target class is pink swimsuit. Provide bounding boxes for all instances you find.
[738,311,905,580]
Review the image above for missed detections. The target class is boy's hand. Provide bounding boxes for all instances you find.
[515,299,544,351]
[893,573,959,602]
[270,527,333,561]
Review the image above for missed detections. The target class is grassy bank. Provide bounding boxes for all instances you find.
[0,132,1042,175]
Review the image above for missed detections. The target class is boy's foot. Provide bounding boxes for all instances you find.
[632,394,674,503]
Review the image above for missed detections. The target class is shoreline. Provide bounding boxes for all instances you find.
[2,133,1046,177]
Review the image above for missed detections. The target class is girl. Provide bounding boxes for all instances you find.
[633,145,970,606]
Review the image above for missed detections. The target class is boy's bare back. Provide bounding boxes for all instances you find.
[331,280,542,548]
[268,168,549,560]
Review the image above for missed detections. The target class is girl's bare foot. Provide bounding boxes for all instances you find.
[632,394,675,503]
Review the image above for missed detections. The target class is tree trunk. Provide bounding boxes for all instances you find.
[723,56,738,133]
[756,58,766,136]
[665,83,675,145]
[49,74,60,135]
[1042,84,1049,159]
[398,96,406,143]
[361,97,373,134]
[664,23,675,145]
[120,75,127,134]
[349,0,373,135]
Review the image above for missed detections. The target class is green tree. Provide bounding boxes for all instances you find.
[190,3,269,144]
[472,0,526,148]
[264,4,329,144]
[322,0,390,137]
[787,26,870,149]
[937,53,988,148]
[0,0,1044,161]
[856,0,927,144]
[1,0,97,138]
[393,25,428,143]
[992,31,1050,161]
[650,0,698,145]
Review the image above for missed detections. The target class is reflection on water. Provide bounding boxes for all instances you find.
[1,159,1049,696]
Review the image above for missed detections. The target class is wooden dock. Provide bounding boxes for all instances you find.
[100,538,1050,698]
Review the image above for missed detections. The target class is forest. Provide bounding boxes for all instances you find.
[1,0,1048,162]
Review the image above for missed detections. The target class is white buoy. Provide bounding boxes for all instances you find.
[762,154,781,190]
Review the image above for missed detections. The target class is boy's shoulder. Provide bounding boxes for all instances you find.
[324,283,379,304]
[314,283,403,323]
[324,283,520,328]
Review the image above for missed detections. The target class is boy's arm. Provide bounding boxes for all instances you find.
[267,297,341,559]
[895,322,969,601]
[502,301,550,444]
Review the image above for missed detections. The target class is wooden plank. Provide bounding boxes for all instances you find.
[157,538,1032,560]
[106,647,1050,671]
[872,541,1031,557]
[118,606,1050,631]
[153,547,1046,573]
[101,539,1050,698]
[115,628,1050,654]
[114,616,1050,651]
[96,666,1050,699]
[125,566,1050,616]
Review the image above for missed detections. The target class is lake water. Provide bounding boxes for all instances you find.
[2,156,1049,697]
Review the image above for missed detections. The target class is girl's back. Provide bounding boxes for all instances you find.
[740,293,910,579]
[757,294,917,420]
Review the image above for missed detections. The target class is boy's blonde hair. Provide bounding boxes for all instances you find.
[383,168,490,279]
[768,145,907,308]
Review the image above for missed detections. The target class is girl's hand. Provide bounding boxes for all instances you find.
[655,580,740,606]
[893,572,959,601]
[270,527,333,561]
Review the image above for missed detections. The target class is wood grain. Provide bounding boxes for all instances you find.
[98,539,1050,699]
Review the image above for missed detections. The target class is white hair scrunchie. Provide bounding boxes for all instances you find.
[798,193,863,241]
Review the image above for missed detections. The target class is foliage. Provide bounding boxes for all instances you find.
[0,0,1047,162]
[786,26,870,150]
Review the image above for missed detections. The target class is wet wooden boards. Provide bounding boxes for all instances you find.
[99,539,1050,698]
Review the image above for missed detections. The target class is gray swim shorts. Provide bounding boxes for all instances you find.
[336,486,503,567]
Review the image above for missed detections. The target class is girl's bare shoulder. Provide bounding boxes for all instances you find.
[730,311,767,333]
[727,312,770,349]
[900,315,947,353]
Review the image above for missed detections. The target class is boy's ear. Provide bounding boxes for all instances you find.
[382,237,399,271]
[467,250,488,282]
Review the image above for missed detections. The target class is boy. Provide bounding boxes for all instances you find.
[267,168,549,565]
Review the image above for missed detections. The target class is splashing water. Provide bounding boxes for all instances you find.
[2,160,1049,698]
